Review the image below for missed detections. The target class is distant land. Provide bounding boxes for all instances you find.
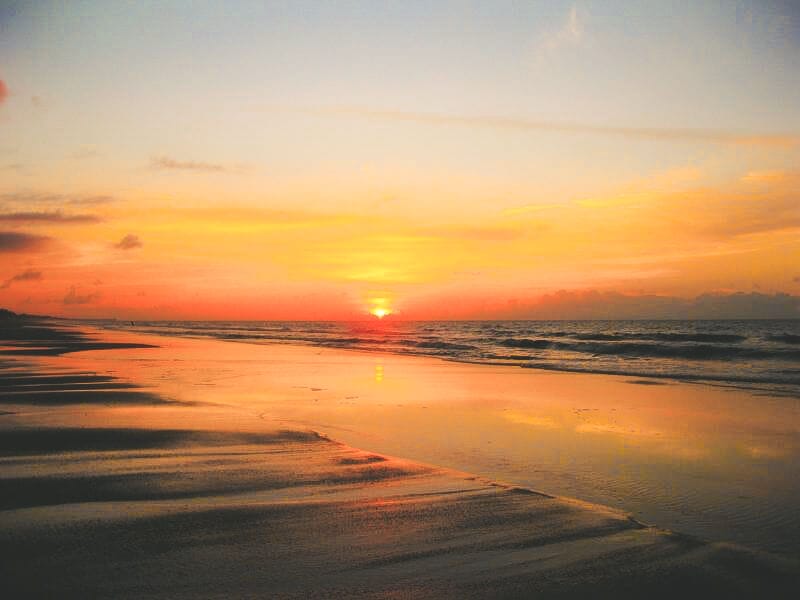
[0,308,51,321]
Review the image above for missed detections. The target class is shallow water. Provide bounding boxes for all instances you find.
[85,319,800,397]
[36,327,800,559]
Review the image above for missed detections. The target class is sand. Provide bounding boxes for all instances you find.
[1,318,798,598]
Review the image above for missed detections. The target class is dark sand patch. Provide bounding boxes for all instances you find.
[0,341,158,356]
[336,454,388,465]
[0,388,180,406]
[0,316,156,356]
[1,317,167,407]
[0,427,330,456]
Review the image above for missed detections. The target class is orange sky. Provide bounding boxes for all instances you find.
[1,2,799,320]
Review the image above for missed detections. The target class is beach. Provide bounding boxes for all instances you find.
[1,319,799,598]
[5,2,800,597]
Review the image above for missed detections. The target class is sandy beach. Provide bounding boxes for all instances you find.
[1,319,799,598]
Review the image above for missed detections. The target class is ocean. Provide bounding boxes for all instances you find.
[86,319,800,397]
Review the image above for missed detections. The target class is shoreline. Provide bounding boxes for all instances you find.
[1,319,799,597]
[9,321,800,547]
[80,318,800,399]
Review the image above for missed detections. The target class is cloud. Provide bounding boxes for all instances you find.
[499,290,800,320]
[683,195,800,239]
[0,79,7,105]
[63,286,101,305]
[150,156,228,172]
[0,192,115,206]
[688,292,800,319]
[540,5,585,53]
[424,224,522,241]
[0,211,102,224]
[570,166,800,241]
[115,233,142,250]
[1,269,42,289]
[741,170,788,184]
[577,192,651,209]
[307,107,800,147]
[67,195,114,205]
[501,203,562,217]
[0,231,50,252]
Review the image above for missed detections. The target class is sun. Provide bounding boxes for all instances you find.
[370,307,391,319]
[367,294,394,319]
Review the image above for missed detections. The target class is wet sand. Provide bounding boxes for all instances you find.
[1,319,798,598]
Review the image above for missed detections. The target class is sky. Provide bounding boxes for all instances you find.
[1,0,799,319]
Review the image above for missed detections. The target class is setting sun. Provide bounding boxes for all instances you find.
[370,307,391,319]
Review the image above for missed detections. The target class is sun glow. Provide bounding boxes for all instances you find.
[367,294,394,319]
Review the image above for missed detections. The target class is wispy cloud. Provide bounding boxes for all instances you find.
[150,156,228,173]
[0,231,50,252]
[501,203,562,217]
[0,192,115,206]
[423,224,522,242]
[307,107,800,147]
[540,5,586,53]
[0,211,102,224]
[67,195,114,206]
[695,196,800,238]
[577,191,651,209]
[63,286,101,305]
[741,170,788,184]
[114,233,142,250]
[1,269,42,289]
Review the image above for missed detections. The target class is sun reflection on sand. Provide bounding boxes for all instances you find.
[502,411,560,429]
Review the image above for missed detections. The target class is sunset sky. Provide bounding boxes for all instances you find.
[1,1,799,319]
